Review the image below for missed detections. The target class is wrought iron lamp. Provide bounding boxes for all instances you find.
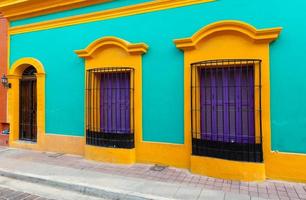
[1,74,11,88]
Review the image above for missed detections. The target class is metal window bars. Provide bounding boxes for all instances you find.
[86,67,135,149]
[191,59,263,162]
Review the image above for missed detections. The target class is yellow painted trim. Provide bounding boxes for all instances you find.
[174,20,282,181]
[77,36,191,168]
[0,0,112,21]
[191,156,266,181]
[8,57,45,150]
[9,0,215,35]
[76,36,147,164]
[174,20,282,50]
[75,36,148,58]
[10,57,45,75]
[85,145,136,164]
[0,0,27,8]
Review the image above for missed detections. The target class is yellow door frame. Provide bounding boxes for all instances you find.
[8,57,45,150]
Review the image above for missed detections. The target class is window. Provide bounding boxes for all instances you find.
[86,67,134,149]
[191,59,263,162]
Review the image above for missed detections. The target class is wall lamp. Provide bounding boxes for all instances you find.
[1,74,11,89]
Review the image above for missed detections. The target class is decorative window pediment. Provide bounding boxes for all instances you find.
[174,20,282,51]
[74,36,148,164]
[75,36,148,58]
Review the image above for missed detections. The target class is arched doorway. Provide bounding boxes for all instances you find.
[8,57,45,149]
[19,66,37,142]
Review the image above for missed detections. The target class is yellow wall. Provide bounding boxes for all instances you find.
[44,134,85,155]
[266,152,306,183]
[136,142,190,169]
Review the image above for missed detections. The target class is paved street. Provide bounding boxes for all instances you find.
[0,186,49,200]
[0,147,305,200]
[0,176,105,200]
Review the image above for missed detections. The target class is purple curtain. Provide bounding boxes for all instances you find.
[100,72,131,134]
[200,67,255,144]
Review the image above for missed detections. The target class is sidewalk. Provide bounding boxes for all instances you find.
[0,147,305,200]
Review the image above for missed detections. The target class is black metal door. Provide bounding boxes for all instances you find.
[19,75,37,142]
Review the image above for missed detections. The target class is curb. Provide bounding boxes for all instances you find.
[0,169,174,200]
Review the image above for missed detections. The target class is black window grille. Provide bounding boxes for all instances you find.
[191,59,263,162]
[86,67,134,149]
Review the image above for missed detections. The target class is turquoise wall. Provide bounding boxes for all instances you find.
[10,0,306,152]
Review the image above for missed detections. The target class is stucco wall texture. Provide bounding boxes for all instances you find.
[0,17,8,125]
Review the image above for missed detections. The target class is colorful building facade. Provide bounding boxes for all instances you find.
[0,16,8,144]
[0,0,306,182]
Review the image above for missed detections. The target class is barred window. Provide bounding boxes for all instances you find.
[191,59,263,162]
[86,68,134,149]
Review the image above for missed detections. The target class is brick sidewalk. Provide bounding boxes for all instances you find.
[0,147,305,200]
